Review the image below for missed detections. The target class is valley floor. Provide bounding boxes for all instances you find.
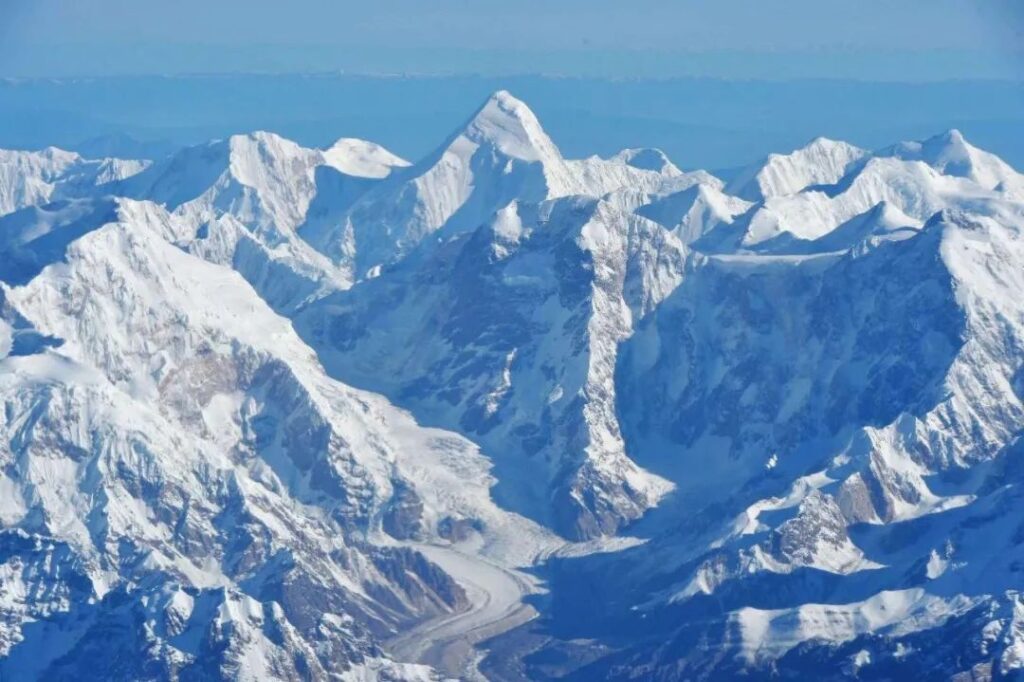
[387,545,541,680]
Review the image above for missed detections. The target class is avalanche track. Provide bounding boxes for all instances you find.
[387,545,539,680]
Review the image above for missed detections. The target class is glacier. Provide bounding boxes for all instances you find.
[0,90,1023,681]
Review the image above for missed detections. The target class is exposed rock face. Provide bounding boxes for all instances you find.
[382,481,426,541]
[520,208,1024,679]
[297,196,681,539]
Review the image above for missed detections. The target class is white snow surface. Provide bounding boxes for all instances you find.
[727,137,867,201]
[0,147,147,217]
[324,138,411,179]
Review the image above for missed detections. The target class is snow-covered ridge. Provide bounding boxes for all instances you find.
[324,138,411,179]
[882,128,1024,193]
[727,137,867,201]
[0,147,148,217]
[1,90,1023,680]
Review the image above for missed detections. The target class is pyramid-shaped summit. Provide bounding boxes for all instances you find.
[455,90,563,163]
[334,90,578,276]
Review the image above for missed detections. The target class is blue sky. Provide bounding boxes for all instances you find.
[1,0,1022,79]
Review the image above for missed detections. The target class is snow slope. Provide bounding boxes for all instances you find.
[726,137,867,201]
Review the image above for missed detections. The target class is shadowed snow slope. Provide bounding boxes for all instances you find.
[296,196,681,539]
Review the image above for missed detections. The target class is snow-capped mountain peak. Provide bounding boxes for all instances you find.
[323,138,410,179]
[727,136,867,201]
[314,91,579,277]
[227,130,319,179]
[122,131,323,214]
[0,147,148,217]
[884,128,1024,193]
[611,148,681,174]
[456,89,561,163]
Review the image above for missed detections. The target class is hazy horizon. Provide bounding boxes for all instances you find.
[2,0,1022,81]
[1,73,1022,173]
